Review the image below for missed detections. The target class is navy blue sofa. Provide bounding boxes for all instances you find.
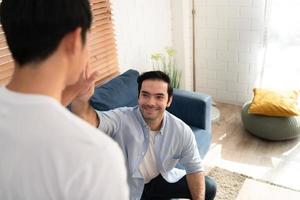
[90,69,212,158]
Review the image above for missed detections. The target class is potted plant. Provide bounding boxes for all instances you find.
[151,47,182,88]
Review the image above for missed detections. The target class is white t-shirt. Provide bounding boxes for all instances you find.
[139,130,160,183]
[0,87,129,200]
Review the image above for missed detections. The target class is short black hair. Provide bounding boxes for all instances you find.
[137,70,173,100]
[0,0,92,66]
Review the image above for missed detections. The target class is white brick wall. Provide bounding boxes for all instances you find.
[195,0,266,105]
[110,0,266,105]
[111,0,172,73]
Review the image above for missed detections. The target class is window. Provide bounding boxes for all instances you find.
[0,0,119,86]
[261,0,300,89]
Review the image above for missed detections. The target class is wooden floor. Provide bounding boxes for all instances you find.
[204,103,300,197]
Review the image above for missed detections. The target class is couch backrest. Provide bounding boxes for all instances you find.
[90,69,139,111]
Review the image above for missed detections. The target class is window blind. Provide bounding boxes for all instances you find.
[0,0,119,86]
[90,0,119,84]
[0,26,14,85]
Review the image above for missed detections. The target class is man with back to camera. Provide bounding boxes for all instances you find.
[0,0,129,199]
[71,71,217,200]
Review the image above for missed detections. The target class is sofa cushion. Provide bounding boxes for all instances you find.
[90,69,139,111]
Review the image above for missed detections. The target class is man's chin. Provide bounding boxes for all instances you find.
[144,113,155,119]
[144,117,157,122]
[142,112,157,121]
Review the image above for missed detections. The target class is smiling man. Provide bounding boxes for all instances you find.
[72,71,217,200]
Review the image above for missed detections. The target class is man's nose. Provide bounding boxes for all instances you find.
[147,96,156,106]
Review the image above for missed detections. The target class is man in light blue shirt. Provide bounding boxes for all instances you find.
[72,71,216,200]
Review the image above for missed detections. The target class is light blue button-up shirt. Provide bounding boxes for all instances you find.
[96,106,203,200]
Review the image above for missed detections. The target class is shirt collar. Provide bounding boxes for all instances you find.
[134,106,167,135]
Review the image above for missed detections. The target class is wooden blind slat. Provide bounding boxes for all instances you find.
[92,3,107,10]
[0,67,13,80]
[90,51,116,64]
[90,37,115,48]
[91,57,117,67]
[0,48,12,56]
[91,30,114,39]
[92,20,111,30]
[91,0,107,4]
[90,58,117,70]
[92,62,118,77]
[0,47,11,57]
[90,46,116,58]
[92,14,110,22]
[0,62,13,73]
[0,76,11,85]
[90,39,115,51]
[0,55,13,66]
[93,64,118,85]
[95,68,119,85]
[97,66,119,85]
[91,26,114,36]
[0,0,119,86]
[90,32,115,45]
[93,8,108,16]
[93,64,118,76]
[0,41,8,49]
[90,39,115,50]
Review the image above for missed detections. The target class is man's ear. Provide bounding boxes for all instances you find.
[167,96,173,107]
[63,27,82,55]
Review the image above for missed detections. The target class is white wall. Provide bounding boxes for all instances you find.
[171,0,194,91]
[111,0,266,105]
[194,0,266,105]
[111,0,173,73]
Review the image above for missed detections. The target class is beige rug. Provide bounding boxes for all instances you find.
[208,167,300,200]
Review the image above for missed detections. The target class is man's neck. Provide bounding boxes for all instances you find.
[6,60,67,103]
[145,115,164,131]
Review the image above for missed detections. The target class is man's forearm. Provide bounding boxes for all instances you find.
[186,172,205,200]
[71,100,100,127]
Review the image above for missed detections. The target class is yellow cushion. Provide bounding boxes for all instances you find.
[248,88,300,117]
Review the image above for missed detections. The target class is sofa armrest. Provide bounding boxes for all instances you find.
[167,89,212,132]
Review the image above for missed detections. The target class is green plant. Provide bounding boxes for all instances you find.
[150,47,182,88]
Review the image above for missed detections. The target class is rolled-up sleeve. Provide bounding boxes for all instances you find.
[179,127,204,174]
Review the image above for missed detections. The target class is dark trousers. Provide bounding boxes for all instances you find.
[141,174,216,200]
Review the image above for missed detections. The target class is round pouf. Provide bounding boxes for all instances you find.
[241,102,300,140]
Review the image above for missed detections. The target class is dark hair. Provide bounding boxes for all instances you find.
[0,0,92,66]
[137,70,173,100]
